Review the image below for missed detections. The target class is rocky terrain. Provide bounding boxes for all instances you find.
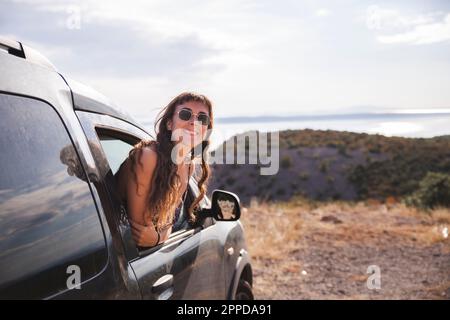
[240,198,450,299]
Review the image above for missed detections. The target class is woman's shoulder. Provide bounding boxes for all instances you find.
[133,140,158,175]
[141,142,158,160]
[140,144,157,158]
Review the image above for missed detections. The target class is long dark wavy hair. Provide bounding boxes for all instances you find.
[127,92,213,229]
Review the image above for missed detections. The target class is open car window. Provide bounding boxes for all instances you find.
[96,128,138,173]
[95,128,195,239]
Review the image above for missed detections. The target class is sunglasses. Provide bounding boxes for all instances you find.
[177,107,211,126]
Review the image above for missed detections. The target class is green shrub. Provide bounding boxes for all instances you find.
[327,175,335,184]
[337,144,349,157]
[281,155,293,169]
[405,172,450,209]
[319,159,330,173]
[299,172,309,181]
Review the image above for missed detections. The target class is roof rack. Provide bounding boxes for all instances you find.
[0,36,25,58]
[0,36,57,71]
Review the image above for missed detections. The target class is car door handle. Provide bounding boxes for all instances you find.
[152,274,174,299]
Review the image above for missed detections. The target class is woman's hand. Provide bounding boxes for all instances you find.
[130,220,159,247]
[130,220,173,247]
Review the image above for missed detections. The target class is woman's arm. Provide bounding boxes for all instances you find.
[127,146,162,247]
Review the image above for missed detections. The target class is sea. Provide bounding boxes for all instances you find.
[141,112,450,150]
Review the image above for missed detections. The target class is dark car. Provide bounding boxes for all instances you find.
[0,36,253,300]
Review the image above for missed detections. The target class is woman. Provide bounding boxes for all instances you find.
[116,92,213,247]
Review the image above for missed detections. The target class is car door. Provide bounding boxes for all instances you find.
[76,111,227,299]
[0,93,140,299]
[131,179,226,300]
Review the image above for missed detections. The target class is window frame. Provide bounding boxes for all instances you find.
[95,128,205,257]
[75,111,208,261]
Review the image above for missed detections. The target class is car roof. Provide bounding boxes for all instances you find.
[66,76,146,130]
[0,36,150,134]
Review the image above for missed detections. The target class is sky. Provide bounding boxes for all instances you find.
[1,0,450,122]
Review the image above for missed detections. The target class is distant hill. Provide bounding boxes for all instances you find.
[208,129,450,205]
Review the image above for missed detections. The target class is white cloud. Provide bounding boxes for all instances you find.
[366,5,450,45]
[4,0,450,121]
[377,14,450,45]
[316,8,331,18]
[366,5,436,30]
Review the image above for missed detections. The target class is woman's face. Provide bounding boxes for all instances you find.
[168,101,210,149]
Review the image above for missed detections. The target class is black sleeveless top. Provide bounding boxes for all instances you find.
[172,162,194,225]
[172,187,188,224]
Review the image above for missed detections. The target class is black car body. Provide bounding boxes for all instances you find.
[0,37,253,300]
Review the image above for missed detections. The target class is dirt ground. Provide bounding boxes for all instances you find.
[240,198,450,299]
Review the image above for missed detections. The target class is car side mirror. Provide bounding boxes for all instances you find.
[199,190,241,221]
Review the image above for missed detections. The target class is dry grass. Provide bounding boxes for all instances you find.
[431,208,450,224]
[424,281,450,299]
[241,197,450,299]
[241,199,306,260]
[242,198,450,259]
